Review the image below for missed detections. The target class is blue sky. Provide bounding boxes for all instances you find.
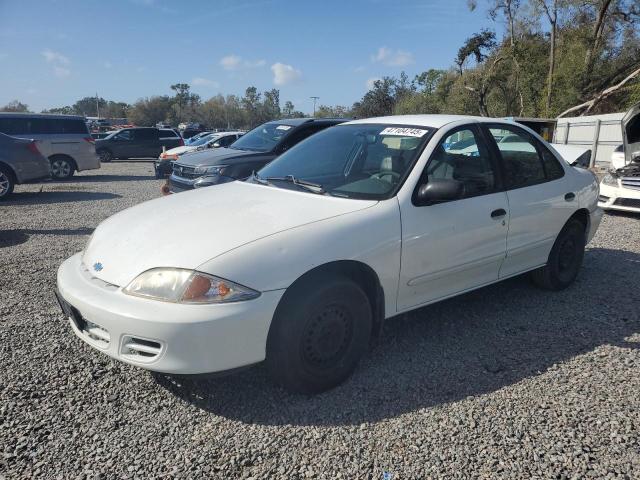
[0,0,499,113]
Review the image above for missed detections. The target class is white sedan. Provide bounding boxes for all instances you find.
[56,115,602,393]
[160,131,244,160]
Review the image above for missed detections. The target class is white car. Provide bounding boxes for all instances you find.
[56,115,602,393]
[611,144,626,170]
[599,160,640,213]
[160,132,244,160]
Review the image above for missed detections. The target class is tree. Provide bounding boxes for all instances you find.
[242,86,262,127]
[128,96,173,126]
[282,101,295,117]
[1,100,29,112]
[262,89,281,121]
[352,77,397,117]
[455,30,497,74]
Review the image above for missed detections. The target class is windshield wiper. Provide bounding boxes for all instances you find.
[250,170,269,185]
[266,175,325,194]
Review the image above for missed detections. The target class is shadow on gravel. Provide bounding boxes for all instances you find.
[48,174,156,183]
[0,227,94,248]
[2,191,121,205]
[154,247,640,426]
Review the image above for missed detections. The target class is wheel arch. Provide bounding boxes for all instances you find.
[0,161,18,183]
[275,260,386,339]
[567,208,590,235]
[49,153,78,172]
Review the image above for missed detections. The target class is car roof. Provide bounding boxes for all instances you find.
[0,112,86,121]
[343,114,512,129]
[265,117,347,127]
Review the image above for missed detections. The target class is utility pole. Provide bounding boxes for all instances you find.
[310,96,319,116]
[95,92,100,119]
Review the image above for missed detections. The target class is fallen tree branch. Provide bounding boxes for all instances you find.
[557,65,640,118]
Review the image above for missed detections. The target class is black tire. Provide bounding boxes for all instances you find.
[97,149,113,162]
[530,219,586,290]
[266,273,372,394]
[49,156,75,179]
[0,165,15,200]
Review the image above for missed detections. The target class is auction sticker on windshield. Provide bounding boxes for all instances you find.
[380,127,428,137]
[276,125,292,131]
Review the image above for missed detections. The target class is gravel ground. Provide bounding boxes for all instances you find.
[1,162,639,479]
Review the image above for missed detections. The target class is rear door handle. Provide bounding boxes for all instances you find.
[491,208,507,219]
[565,192,575,201]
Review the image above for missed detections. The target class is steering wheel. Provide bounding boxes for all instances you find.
[372,171,402,181]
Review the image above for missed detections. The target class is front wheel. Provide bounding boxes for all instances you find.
[530,219,586,290]
[266,273,372,394]
[50,156,75,179]
[0,166,15,199]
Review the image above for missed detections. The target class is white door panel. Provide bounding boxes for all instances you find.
[501,179,574,277]
[398,191,509,310]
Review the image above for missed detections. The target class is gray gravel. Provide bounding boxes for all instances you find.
[1,162,639,479]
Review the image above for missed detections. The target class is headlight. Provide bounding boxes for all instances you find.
[601,173,619,187]
[123,268,260,304]
[193,165,227,175]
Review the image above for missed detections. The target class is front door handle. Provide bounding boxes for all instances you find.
[491,208,507,219]
[565,192,575,201]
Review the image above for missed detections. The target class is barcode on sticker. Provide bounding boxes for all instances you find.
[380,127,428,137]
[276,125,292,131]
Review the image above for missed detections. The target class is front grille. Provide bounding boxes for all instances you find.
[120,335,163,363]
[172,164,199,179]
[621,177,640,191]
[613,198,640,208]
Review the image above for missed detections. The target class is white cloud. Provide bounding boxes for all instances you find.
[366,77,381,90]
[192,77,220,88]
[371,47,414,67]
[103,61,112,69]
[42,49,70,65]
[42,49,71,78]
[53,66,71,78]
[353,65,366,72]
[220,54,266,71]
[271,62,302,86]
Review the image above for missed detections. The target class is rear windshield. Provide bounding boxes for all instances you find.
[160,129,179,138]
[0,116,89,135]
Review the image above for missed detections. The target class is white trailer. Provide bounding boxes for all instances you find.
[553,103,640,168]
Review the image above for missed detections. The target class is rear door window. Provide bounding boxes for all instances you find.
[136,129,158,141]
[48,119,89,134]
[485,125,563,188]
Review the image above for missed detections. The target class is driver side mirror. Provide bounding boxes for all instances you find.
[212,142,221,148]
[415,179,464,206]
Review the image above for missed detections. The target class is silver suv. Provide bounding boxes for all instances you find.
[0,113,100,179]
[0,132,51,199]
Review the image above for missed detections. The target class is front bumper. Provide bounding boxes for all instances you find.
[598,183,640,213]
[56,253,283,374]
[168,174,195,193]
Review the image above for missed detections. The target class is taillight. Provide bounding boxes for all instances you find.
[84,136,95,144]
[26,141,40,155]
[178,138,184,146]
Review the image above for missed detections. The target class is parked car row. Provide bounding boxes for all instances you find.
[154,131,244,178]
[95,127,183,162]
[56,114,605,394]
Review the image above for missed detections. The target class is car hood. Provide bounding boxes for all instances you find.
[174,147,263,166]
[165,145,194,155]
[82,181,377,287]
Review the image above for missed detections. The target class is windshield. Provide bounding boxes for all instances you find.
[230,122,294,152]
[256,124,432,200]
[189,134,217,146]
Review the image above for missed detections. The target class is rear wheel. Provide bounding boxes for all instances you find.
[50,156,75,179]
[266,273,372,394]
[0,166,15,199]
[530,219,586,290]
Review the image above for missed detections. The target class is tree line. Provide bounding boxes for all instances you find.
[2,0,638,125]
